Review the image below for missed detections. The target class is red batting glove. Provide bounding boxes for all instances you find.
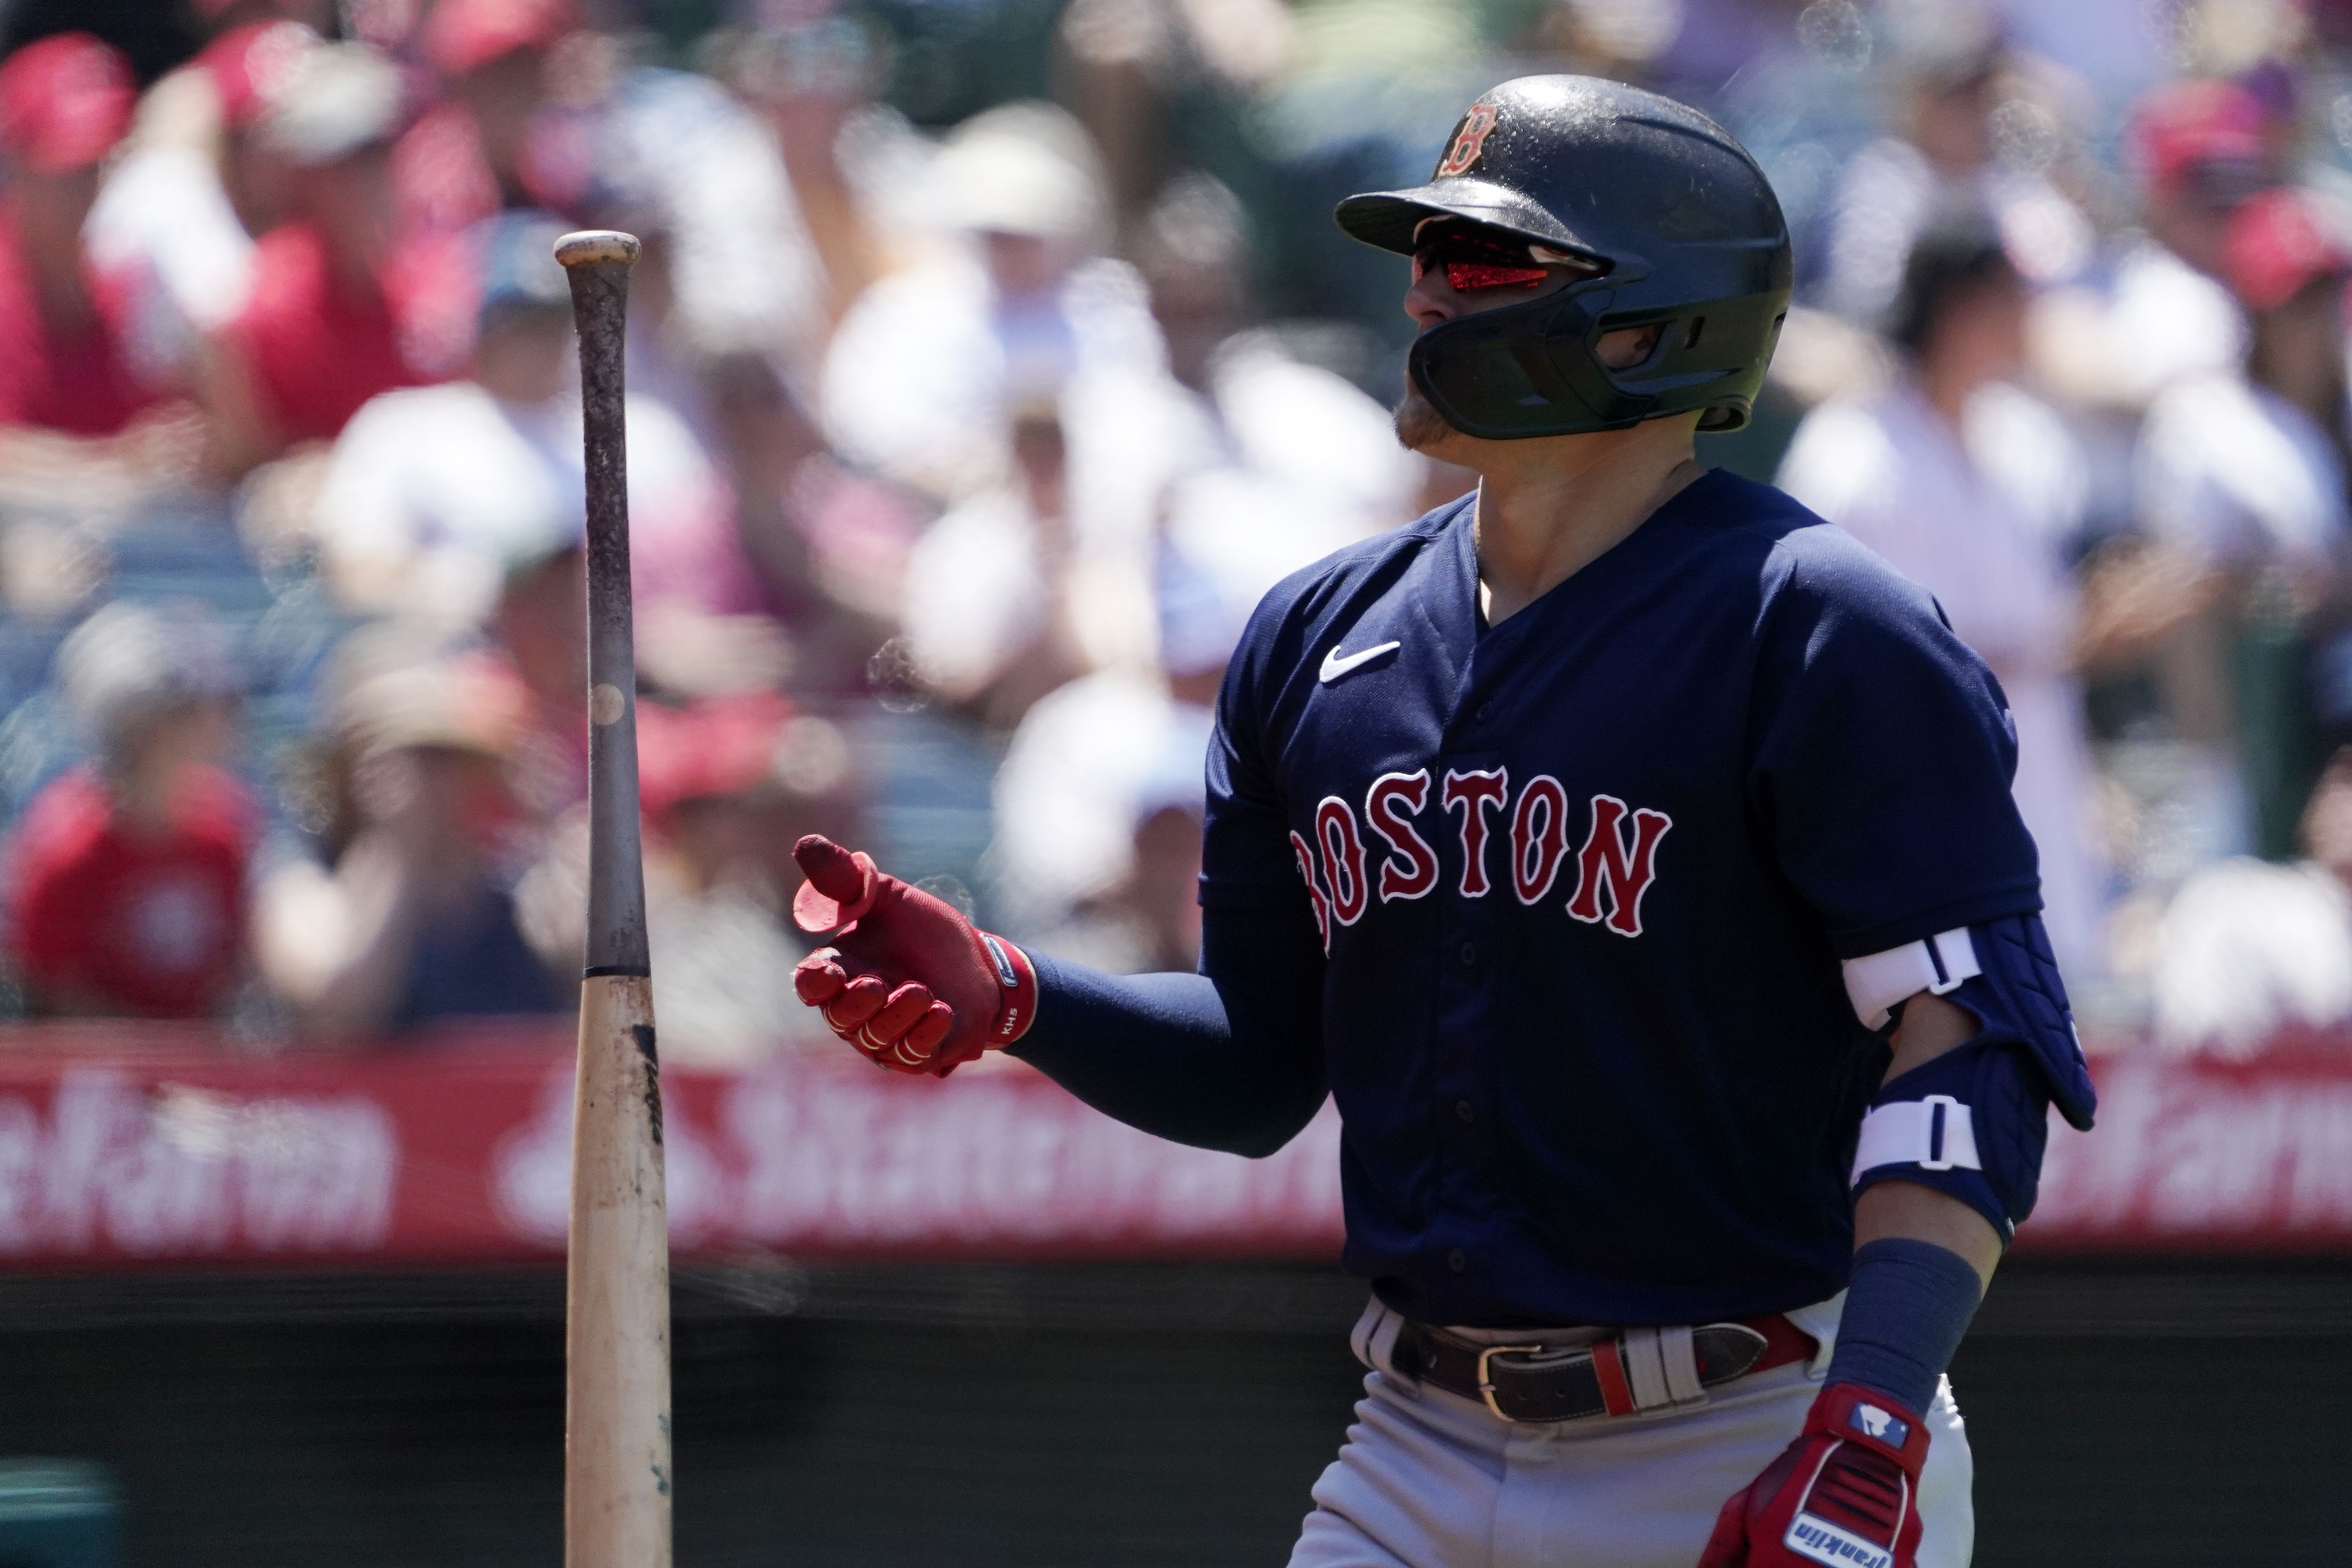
[789,835,1038,1076]
[1697,1383,1929,1568]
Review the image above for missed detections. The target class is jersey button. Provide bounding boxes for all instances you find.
[1458,942,1477,966]
[1455,1099,1475,1123]
[1447,1249,1467,1273]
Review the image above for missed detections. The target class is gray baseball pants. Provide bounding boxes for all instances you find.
[1287,1295,1973,1568]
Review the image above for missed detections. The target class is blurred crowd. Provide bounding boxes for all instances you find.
[8,0,2352,1061]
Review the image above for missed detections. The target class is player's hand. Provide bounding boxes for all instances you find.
[1695,1383,1928,1568]
[789,835,1038,1076]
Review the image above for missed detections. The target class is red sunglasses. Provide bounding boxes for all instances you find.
[1410,221,1590,292]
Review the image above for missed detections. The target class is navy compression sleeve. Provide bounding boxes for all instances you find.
[1005,900,1329,1158]
[1823,1237,1982,1413]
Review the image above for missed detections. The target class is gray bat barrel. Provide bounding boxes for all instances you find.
[554,230,650,980]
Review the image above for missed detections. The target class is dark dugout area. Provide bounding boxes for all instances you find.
[0,1258,2345,1566]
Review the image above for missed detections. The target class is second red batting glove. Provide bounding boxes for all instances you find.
[1696,1383,1929,1568]
[789,835,1038,1076]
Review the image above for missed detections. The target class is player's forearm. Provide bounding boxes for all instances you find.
[1826,989,2006,1416]
[1855,1179,1999,1286]
[1008,906,1329,1158]
[1866,989,2003,1284]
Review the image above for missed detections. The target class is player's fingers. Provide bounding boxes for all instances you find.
[791,835,875,932]
[822,974,890,1031]
[902,1002,954,1063]
[792,950,849,1005]
[859,983,935,1046]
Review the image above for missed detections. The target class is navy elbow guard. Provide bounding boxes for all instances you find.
[1841,913,2097,1241]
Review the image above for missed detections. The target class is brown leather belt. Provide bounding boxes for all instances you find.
[1392,1314,1817,1422]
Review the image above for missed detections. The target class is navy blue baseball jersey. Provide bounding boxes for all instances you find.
[1201,469,2042,1328]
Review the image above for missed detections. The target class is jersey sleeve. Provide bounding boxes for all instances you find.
[1199,590,1311,913]
[1746,535,2043,958]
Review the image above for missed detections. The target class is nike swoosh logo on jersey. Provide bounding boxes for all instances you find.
[1319,641,1401,684]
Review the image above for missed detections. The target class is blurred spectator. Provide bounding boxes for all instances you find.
[487,540,589,806]
[254,651,566,1040]
[2036,79,2276,412]
[396,0,579,237]
[820,100,1162,500]
[980,171,1414,930]
[1821,6,2090,324]
[2150,747,2352,1055]
[1778,216,2110,977]
[1064,173,1418,625]
[2,602,254,1018]
[1020,739,1206,975]
[636,696,837,1061]
[695,9,887,369]
[2134,185,2352,857]
[85,19,320,390]
[904,173,1413,726]
[704,348,917,699]
[515,694,858,1060]
[986,522,1253,935]
[900,399,1093,730]
[206,43,462,474]
[313,210,769,672]
[992,663,1215,942]
[0,33,159,436]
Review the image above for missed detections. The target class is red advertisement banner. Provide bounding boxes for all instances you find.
[0,1034,2341,1270]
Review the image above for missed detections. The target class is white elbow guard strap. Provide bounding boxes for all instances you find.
[1842,928,1980,1033]
[1844,914,2100,1241]
[1852,1040,2044,1241]
[1841,914,2097,1130]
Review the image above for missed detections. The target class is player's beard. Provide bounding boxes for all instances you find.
[1392,383,1454,451]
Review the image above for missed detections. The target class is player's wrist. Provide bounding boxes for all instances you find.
[1802,1382,1930,1474]
[976,929,1038,1047]
[1822,1236,1981,1416]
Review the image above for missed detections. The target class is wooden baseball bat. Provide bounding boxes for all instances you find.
[554,228,671,1568]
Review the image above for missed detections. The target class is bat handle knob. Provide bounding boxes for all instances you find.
[555,229,641,270]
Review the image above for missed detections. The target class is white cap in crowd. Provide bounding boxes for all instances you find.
[258,41,404,167]
[57,601,237,758]
[933,100,1110,248]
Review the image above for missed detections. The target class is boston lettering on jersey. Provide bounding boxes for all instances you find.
[1290,772,1671,950]
[1204,473,2045,1328]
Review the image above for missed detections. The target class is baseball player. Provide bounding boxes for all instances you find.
[788,76,2096,1568]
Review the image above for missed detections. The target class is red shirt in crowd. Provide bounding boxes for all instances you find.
[0,209,157,436]
[4,765,257,1018]
[227,220,447,445]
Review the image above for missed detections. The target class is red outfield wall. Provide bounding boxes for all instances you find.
[0,1032,2341,1268]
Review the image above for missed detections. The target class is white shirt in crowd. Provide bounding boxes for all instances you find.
[1822,137,2092,325]
[955,338,1418,928]
[315,382,741,628]
[903,336,1416,696]
[86,142,256,384]
[1777,377,2107,978]
[2150,857,2352,1055]
[2092,242,2245,409]
[597,66,833,384]
[820,253,1164,501]
[2134,373,2347,573]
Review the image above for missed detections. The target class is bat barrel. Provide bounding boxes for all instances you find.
[556,230,650,979]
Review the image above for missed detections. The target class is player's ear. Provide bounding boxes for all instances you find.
[1595,323,1662,370]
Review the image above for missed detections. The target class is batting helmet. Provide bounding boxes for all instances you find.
[1337,76,1792,440]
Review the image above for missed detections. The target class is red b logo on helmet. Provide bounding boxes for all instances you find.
[1435,101,1500,179]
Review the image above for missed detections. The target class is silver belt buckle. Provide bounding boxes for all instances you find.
[1474,1342,1553,1421]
